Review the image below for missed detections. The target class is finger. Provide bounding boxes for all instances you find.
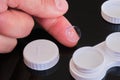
[36,16,80,47]
[0,10,34,38]
[0,35,17,53]
[7,0,68,18]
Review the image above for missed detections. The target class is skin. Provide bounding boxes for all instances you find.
[0,0,80,53]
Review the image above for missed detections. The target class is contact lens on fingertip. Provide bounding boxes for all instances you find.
[23,39,59,71]
[65,25,81,43]
[73,26,81,38]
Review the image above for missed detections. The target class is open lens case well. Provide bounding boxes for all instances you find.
[69,32,120,80]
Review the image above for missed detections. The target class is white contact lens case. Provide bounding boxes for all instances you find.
[70,32,120,80]
[23,39,59,71]
[101,0,120,24]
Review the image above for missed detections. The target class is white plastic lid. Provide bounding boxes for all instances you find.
[101,0,120,24]
[23,39,59,71]
[106,32,120,53]
[72,47,104,73]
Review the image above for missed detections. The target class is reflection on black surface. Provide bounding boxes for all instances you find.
[103,23,120,32]
[26,61,60,77]
[9,55,31,80]
[99,16,120,33]
[0,51,20,80]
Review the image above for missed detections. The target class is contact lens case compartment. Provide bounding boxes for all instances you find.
[70,32,120,80]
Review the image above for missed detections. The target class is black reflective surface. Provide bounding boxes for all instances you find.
[0,0,120,80]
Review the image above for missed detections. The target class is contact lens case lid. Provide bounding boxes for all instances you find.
[23,39,59,71]
[101,0,120,24]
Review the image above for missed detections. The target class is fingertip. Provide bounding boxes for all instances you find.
[37,16,80,47]
[54,0,69,14]
[0,35,17,53]
[63,25,80,47]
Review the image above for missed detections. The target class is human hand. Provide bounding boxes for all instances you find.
[0,0,79,53]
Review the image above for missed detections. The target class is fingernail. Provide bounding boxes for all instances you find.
[55,0,68,11]
[66,26,80,42]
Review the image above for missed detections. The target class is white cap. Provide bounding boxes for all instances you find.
[106,32,120,53]
[101,0,120,24]
[23,39,59,71]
